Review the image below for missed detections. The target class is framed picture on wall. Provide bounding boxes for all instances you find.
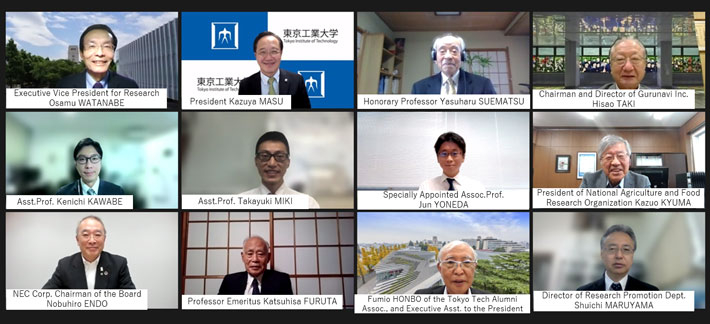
[555,155,570,173]
[577,152,597,179]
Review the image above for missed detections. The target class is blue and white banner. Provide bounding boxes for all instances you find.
[182,12,354,109]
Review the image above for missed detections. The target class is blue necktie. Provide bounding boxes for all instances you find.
[87,188,96,195]
[251,279,260,295]
[93,82,103,88]
[446,178,455,191]
[611,282,622,291]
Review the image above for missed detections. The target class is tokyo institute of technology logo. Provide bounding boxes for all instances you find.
[212,22,238,50]
[298,71,325,98]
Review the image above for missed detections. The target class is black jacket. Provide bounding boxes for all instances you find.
[218,270,293,295]
[238,69,311,108]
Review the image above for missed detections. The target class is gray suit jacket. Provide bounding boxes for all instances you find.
[580,169,651,188]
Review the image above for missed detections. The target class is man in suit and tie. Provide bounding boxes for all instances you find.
[411,34,496,95]
[56,138,125,195]
[415,240,487,294]
[578,224,659,291]
[238,31,311,108]
[600,36,648,90]
[56,24,138,88]
[580,135,651,188]
[218,236,293,295]
[43,216,135,289]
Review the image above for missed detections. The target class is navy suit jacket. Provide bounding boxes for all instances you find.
[43,251,135,289]
[56,70,138,88]
[56,179,125,195]
[414,285,489,294]
[580,170,651,188]
[577,275,659,291]
[238,69,311,108]
[411,69,496,94]
[218,270,293,295]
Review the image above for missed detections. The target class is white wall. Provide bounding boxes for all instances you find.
[357,112,529,189]
[397,31,530,94]
[6,212,178,308]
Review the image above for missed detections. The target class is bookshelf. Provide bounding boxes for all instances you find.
[357,31,405,94]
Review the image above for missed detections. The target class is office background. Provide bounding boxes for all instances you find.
[533,212,705,308]
[357,111,529,191]
[5,212,178,308]
[5,112,179,208]
[533,112,705,188]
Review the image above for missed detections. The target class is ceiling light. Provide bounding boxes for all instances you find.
[435,12,461,16]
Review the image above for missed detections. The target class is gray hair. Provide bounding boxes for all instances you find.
[438,240,476,263]
[433,34,466,54]
[609,36,647,60]
[243,235,270,251]
[600,224,637,251]
[76,215,106,236]
[598,134,631,160]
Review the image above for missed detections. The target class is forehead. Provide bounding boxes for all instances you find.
[256,36,280,50]
[79,219,104,232]
[436,36,462,49]
[604,231,633,245]
[244,238,268,251]
[613,40,643,55]
[77,145,99,156]
[84,29,113,43]
[258,140,287,152]
[439,141,462,152]
[603,142,627,154]
[442,244,474,259]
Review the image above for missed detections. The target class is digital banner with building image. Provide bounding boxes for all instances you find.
[181,12,354,109]
[356,212,530,314]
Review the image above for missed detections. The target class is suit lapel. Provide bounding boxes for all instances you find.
[238,272,248,294]
[94,252,110,289]
[71,254,89,289]
[279,70,289,95]
[430,73,443,94]
[624,173,635,188]
[457,70,467,94]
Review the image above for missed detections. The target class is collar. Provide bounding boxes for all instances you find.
[258,182,287,195]
[438,173,462,184]
[612,83,640,90]
[606,176,625,188]
[82,253,101,267]
[443,286,471,295]
[86,71,109,88]
[80,177,101,195]
[260,70,280,86]
[440,70,460,87]
[604,271,629,291]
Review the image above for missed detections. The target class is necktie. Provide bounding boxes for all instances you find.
[446,178,456,191]
[268,77,276,95]
[93,82,103,88]
[607,182,620,188]
[446,78,456,95]
[87,188,96,195]
[611,282,622,291]
[251,279,260,295]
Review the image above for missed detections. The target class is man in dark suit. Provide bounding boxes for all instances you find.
[238,31,311,108]
[56,24,138,88]
[580,135,651,188]
[411,34,495,95]
[578,224,659,291]
[56,138,124,195]
[218,236,293,295]
[43,216,135,289]
[415,240,487,294]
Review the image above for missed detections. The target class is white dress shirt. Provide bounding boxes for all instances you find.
[245,273,264,295]
[82,254,101,289]
[440,70,460,95]
[604,271,629,291]
[260,70,281,95]
[418,173,485,191]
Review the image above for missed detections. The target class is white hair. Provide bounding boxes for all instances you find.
[433,34,466,53]
[438,240,476,262]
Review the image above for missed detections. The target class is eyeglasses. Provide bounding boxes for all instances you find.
[612,56,645,66]
[603,246,634,255]
[438,151,463,159]
[438,48,461,57]
[76,155,102,164]
[257,49,281,58]
[601,153,629,163]
[439,259,476,270]
[256,151,289,163]
[79,232,104,240]
[84,43,115,54]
